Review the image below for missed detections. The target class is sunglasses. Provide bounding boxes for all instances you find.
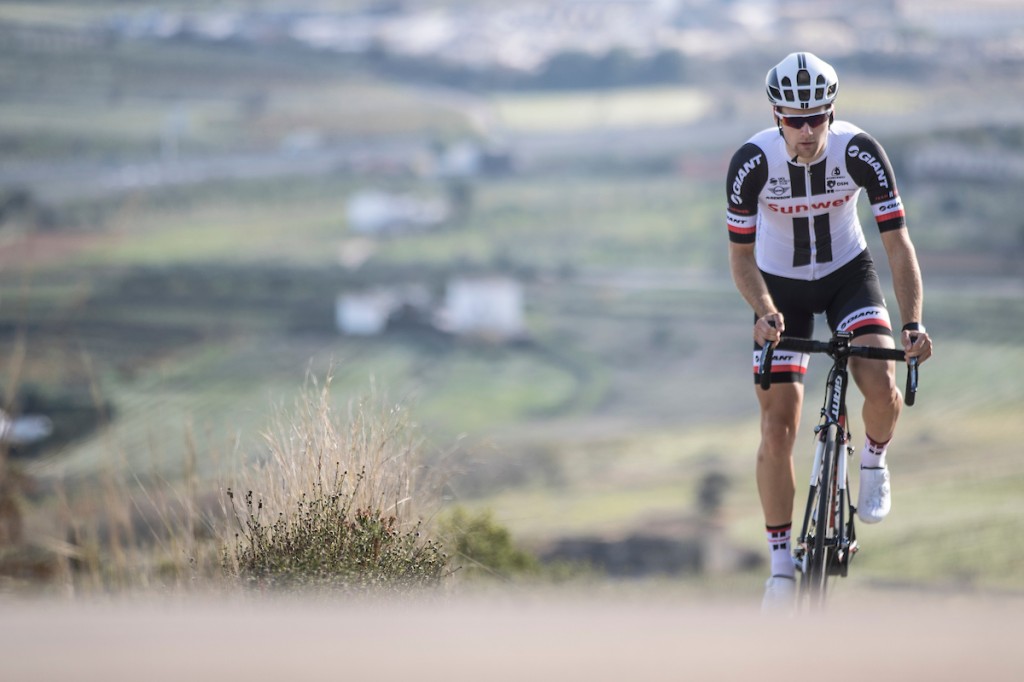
[775,108,832,129]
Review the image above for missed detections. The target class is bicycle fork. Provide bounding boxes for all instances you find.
[832,421,858,576]
[793,432,827,576]
[794,418,858,577]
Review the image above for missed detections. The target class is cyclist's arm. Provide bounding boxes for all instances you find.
[729,242,783,345]
[880,228,932,362]
[726,142,781,345]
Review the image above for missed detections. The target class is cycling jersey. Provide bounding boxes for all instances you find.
[726,121,905,281]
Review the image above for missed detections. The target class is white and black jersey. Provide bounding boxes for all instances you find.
[726,120,905,281]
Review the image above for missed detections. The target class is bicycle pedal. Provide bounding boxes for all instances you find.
[792,547,807,574]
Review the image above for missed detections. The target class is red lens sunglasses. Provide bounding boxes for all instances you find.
[775,108,832,129]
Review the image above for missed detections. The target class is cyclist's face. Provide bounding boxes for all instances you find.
[776,105,830,163]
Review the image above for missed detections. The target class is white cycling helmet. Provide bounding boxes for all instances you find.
[765,52,838,109]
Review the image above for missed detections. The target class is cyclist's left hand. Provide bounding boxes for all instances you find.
[902,330,933,364]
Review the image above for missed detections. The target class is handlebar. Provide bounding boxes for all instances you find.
[758,335,919,406]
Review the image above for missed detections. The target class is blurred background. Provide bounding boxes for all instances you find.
[1,0,1023,595]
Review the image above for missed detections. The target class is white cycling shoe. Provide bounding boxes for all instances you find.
[761,575,796,615]
[857,466,891,524]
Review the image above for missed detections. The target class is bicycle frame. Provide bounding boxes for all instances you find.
[797,344,855,605]
[757,330,918,609]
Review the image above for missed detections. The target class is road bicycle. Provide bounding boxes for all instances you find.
[757,330,919,609]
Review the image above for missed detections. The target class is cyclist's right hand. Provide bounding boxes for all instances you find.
[755,312,785,346]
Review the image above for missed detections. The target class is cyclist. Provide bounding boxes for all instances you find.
[725,52,933,610]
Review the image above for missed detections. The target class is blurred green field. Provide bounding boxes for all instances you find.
[491,87,713,132]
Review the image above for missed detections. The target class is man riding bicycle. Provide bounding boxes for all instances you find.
[725,52,934,610]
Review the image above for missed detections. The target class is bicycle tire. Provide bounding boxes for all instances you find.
[804,423,840,606]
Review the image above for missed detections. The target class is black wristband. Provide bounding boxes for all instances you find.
[902,322,925,333]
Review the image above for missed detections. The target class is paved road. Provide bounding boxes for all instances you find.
[0,589,1020,681]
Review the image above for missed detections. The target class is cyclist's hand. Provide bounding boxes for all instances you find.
[902,329,932,364]
[755,312,784,346]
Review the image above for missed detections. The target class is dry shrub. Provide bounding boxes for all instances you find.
[222,374,448,592]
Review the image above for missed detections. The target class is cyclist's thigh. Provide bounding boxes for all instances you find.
[825,252,892,339]
[756,272,815,385]
[756,380,804,422]
[755,381,804,451]
[824,254,899,389]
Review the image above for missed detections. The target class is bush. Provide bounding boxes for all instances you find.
[223,375,448,592]
[227,483,446,590]
[439,507,539,580]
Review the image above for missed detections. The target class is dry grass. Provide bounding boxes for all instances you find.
[1,371,450,596]
[221,373,449,591]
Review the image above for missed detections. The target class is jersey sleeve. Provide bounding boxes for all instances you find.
[725,142,767,244]
[845,132,906,233]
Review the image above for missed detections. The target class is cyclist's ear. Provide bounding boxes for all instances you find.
[773,107,784,136]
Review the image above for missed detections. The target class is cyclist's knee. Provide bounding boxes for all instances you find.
[758,384,802,453]
[760,422,798,461]
[864,381,903,419]
[761,405,799,433]
[852,360,899,404]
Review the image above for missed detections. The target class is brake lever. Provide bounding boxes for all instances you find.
[905,356,919,406]
[758,340,776,391]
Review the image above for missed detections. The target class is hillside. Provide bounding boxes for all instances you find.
[1,1,1023,598]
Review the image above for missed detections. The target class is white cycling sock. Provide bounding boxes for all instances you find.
[860,434,890,469]
[766,523,794,577]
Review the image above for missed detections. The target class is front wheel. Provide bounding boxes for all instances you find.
[802,423,840,607]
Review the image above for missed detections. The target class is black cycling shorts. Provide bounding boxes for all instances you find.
[752,249,892,384]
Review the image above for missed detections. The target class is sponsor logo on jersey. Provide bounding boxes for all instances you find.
[826,166,852,192]
[847,145,890,189]
[872,198,905,223]
[766,193,856,214]
[727,211,757,237]
[730,153,764,205]
[768,176,790,196]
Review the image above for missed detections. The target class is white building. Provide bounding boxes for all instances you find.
[335,290,396,336]
[438,276,526,340]
[335,284,434,336]
[346,190,450,236]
